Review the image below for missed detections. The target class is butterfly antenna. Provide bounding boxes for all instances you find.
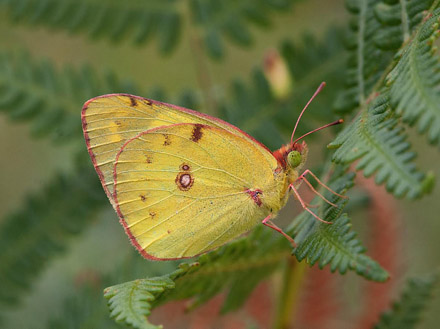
[290,82,326,145]
[292,119,344,145]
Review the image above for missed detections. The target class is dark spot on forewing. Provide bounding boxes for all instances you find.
[149,211,156,218]
[140,195,147,202]
[190,124,203,142]
[114,120,122,126]
[163,134,171,146]
[130,97,137,107]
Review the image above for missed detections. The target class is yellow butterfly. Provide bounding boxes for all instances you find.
[82,82,343,260]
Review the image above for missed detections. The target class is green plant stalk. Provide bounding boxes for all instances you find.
[274,258,307,329]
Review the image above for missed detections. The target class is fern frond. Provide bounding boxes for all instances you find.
[373,274,438,329]
[386,8,440,145]
[0,0,181,53]
[105,228,290,329]
[1,0,305,57]
[329,93,434,199]
[334,0,393,113]
[0,51,140,143]
[289,166,389,282]
[160,229,289,312]
[335,0,435,113]
[190,0,300,58]
[105,272,182,329]
[374,0,434,50]
[0,163,107,308]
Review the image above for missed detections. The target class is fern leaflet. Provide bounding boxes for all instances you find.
[329,93,434,199]
[105,228,289,329]
[289,166,389,282]
[0,0,181,53]
[105,269,185,329]
[387,7,440,146]
[374,0,434,50]
[0,163,107,308]
[0,51,140,143]
[373,274,438,329]
[334,0,393,113]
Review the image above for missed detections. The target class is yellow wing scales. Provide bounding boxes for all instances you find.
[82,95,276,202]
[114,123,278,259]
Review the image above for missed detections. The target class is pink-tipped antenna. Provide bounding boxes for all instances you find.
[292,119,344,145]
[290,82,326,145]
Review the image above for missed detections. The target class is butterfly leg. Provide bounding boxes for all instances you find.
[262,215,297,248]
[296,175,338,208]
[299,169,348,199]
[289,184,332,224]
[303,200,319,208]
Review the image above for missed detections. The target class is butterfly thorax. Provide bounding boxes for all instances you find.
[258,141,308,214]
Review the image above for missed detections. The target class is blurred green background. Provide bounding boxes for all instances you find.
[1,0,439,328]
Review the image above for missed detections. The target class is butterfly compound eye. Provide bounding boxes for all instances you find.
[287,150,302,168]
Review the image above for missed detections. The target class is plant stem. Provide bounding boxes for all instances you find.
[274,258,307,329]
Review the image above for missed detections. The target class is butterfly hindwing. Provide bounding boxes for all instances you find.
[113,123,277,259]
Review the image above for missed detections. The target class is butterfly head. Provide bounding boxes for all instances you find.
[273,140,308,172]
[274,82,343,171]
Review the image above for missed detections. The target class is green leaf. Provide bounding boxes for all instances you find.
[104,229,290,329]
[334,0,393,113]
[104,266,189,329]
[374,274,438,329]
[288,166,389,282]
[158,228,289,312]
[387,7,440,146]
[0,0,181,53]
[0,51,140,143]
[329,92,434,199]
[0,163,107,307]
[374,0,434,50]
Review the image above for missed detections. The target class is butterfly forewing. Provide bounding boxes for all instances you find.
[113,123,278,259]
[82,95,275,203]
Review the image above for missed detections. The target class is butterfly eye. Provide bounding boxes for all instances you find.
[287,150,302,168]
